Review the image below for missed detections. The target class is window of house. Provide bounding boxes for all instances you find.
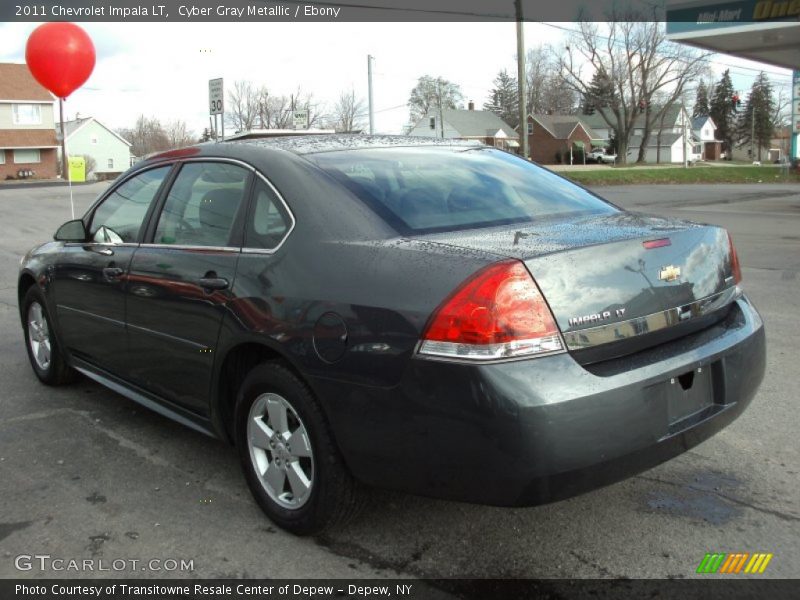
[429,117,436,130]
[14,149,40,164]
[12,104,42,125]
[0,151,5,165]
[108,158,114,169]
[527,123,533,135]
[91,136,98,145]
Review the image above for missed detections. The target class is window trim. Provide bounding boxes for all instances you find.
[0,151,5,165]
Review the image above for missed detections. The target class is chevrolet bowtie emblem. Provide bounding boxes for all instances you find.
[659,265,681,282]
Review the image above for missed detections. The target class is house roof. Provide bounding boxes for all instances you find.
[60,116,133,147]
[529,114,598,140]
[577,105,689,131]
[0,63,54,102]
[692,115,716,130]
[0,129,58,149]
[429,109,518,139]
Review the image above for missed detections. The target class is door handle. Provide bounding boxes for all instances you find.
[102,267,124,280]
[197,277,229,291]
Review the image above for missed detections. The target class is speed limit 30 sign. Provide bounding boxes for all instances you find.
[209,78,223,115]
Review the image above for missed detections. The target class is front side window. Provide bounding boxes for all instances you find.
[154,162,249,248]
[108,158,114,169]
[308,147,616,234]
[0,151,5,165]
[90,166,171,243]
[13,104,41,125]
[14,149,40,164]
[244,178,292,250]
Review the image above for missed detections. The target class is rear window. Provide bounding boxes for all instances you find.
[307,147,616,234]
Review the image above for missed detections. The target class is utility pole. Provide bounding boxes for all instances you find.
[515,0,528,159]
[367,55,375,135]
[750,103,755,162]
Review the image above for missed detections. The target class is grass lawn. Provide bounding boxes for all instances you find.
[561,166,799,186]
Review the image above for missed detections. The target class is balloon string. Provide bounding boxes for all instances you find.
[61,98,74,219]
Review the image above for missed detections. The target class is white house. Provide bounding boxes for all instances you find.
[408,103,519,151]
[628,132,701,164]
[692,115,721,160]
[580,104,708,162]
[60,116,131,179]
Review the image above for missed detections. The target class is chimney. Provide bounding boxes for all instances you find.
[468,101,474,111]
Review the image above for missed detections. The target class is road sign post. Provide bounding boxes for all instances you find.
[209,78,224,141]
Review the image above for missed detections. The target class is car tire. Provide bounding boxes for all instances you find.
[22,286,78,385]
[235,361,362,535]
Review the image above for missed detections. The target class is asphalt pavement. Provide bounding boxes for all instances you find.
[0,181,797,582]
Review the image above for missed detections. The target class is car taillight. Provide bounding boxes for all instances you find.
[418,260,564,361]
[728,232,742,284]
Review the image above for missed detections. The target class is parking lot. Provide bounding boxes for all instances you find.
[0,180,798,581]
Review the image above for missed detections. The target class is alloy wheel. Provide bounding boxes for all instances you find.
[247,393,314,509]
[27,301,51,371]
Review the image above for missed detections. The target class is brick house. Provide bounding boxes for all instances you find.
[525,114,599,164]
[0,63,59,180]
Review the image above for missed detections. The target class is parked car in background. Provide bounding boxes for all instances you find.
[588,149,617,164]
[18,136,766,534]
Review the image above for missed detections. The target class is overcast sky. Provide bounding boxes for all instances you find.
[0,21,792,136]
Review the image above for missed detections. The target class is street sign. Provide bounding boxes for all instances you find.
[293,110,308,129]
[209,78,223,115]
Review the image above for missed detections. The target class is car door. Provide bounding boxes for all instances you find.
[52,165,172,376]
[125,160,252,413]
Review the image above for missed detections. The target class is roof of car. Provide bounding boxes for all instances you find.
[225,134,483,155]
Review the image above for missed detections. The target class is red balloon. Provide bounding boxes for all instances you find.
[25,23,95,99]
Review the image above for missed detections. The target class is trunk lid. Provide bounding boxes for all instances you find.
[422,212,739,360]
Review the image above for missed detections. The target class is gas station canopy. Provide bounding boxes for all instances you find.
[666,0,800,158]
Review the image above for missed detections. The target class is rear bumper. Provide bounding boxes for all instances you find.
[312,295,766,506]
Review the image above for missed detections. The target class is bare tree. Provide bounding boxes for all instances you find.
[118,115,170,158]
[164,119,195,149]
[332,89,366,132]
[557,17,710,164]
[526,46,576,115]
[226,80,259,132]
[408,75,463,124]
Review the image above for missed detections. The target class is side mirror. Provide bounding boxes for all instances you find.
[54,219,88,242]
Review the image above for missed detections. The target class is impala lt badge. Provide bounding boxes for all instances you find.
[659,265,681,282]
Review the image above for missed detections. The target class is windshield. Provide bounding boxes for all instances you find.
[307,146,617,235]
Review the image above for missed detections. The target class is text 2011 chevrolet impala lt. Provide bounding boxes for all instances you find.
[18,136,765,534]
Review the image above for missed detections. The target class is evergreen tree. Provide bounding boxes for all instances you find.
[709,69,736,159]
[736,72,776,161]
[692,81,710,118]
[483,69,519,128]
[582,70,615,115]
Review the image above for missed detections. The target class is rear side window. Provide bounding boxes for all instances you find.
[154,162,250,248]
[90,166,170,243]
[308,147,616,234]
[244,178,292,250]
